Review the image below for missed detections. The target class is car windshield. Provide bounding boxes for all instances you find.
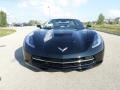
[46,19,84,30]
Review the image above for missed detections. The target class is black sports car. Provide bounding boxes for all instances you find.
[23,19,104,70]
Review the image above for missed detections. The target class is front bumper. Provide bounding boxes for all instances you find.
[23,49,104,70]
[32,55,95,69]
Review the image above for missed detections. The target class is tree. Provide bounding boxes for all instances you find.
[28,20,41,26]
[0,11,7,27]
[114,17,120,24]
[97,14,105,24]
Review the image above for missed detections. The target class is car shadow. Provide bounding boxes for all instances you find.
[14,47,41,72]
[14,47,102,72]
[14,47,74,72]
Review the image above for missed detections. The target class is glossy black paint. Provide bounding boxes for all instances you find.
[25,29,103,57]
[23,19,104,70]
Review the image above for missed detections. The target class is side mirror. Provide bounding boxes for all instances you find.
[44,23,53,30]
[37,25,42,29]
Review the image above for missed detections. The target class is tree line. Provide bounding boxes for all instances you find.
[86,13,120,26]
[0,10,41,27]
[0,10,120,27]
[96,13,120,24]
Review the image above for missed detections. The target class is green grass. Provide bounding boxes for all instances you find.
[0,28,16,37]
[93,24,120,36]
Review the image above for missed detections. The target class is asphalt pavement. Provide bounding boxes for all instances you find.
[0,26,120,90]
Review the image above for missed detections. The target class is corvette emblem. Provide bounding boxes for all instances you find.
[58,47,68,52]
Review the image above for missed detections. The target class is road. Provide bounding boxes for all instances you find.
[0,26,120,90]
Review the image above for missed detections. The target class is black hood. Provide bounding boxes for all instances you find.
[33,29,93,57]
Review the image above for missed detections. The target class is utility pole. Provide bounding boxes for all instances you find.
[48,6,51,20]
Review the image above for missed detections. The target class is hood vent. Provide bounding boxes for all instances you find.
[54,32,72,37]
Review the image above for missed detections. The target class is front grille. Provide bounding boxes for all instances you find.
[32,55,95,69]
[32,55,80,62]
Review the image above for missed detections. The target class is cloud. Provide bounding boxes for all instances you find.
[74,0,88,6]
[18,0,41,8]
[17,0,88,19]
[41,0,75,18]
[58,0,69,7]
[18,0,88,8]
[0,7,9,14]
[57,0,88,7]
[105,9,120,18]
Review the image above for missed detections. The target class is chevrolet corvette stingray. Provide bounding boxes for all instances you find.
[23,19,104,70]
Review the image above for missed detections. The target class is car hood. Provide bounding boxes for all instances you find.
[32,29,94,56]
[33,29,94,57]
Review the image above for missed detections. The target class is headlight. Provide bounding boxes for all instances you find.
[92,34,101,48]
[26,32,35,48]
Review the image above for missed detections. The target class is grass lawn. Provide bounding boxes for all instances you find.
[0,28,16,37]
[93,24,120,36]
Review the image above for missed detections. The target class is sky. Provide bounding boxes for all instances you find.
[0,0,120,23]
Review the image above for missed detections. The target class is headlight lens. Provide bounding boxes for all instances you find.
[26,32,35,48]
[92,34,101,48]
